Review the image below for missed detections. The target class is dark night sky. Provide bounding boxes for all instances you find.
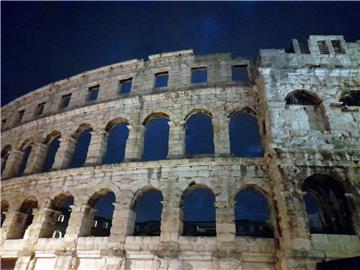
[2,1,360,106]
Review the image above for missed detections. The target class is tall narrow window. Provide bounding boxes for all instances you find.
[18,144,32,176]
[234,189,273,237]
[69,126,92,168]
[42,132,61,172]
[191,67,207,84]
[103,121,129,164]
[154,72,169,89]
[142,114,169,161]
[182,186,216,236]
[133,189,163,236]
[185,112,214,156]
[87,85,99,101]
[60,94,71,109]
[16,110,25,124]
[229,111,263,157]
[318,41,329,54]
[34,102,46,117]
[232,65,248,82]
[119,78,132,95]
[1,145,12,174]
[331,40,345,54]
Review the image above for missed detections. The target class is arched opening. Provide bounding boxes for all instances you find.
[42,131,61,172]
[7,197,38,239]
[142,113,169,161]
[229,111,264,157]
[302,174,355,235]
[1,145,11,174]
[1,200,9,227]
[234,188,273,237]
[340,91,360,106]
[185,111,214,156]
[88,190,115,237]
[285,90,329,131]
[69,124,93,168]
[39,193,74,238]
[103,120,129,164]
[132,189,163,236]
[18,141,33,176]
[182,185,216,236]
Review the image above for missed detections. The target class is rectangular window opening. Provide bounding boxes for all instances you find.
[331,40,345,54]
[299,42,310,54]
[16,110,25,123]
[119,78,132,95]
[154,72,169,88]
[232,65,249,82]
[35,102,46,116]
[60,94,71,109]
[191,67,207,84]
[87,85,99,101]
[318,41,329,54]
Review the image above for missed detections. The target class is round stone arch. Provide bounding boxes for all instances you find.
[43,130,61,144]
[284,89,323,106]
[72,123,93,139]
[228,106,258,118]
[183,108,213,122]
[230,183,272,205]
[130,185,164,209]
[142,111,172,126]
[104,117,129,132]
[17,137,35,150]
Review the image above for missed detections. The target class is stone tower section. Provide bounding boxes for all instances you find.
[1,36,360,270]
[257,35,360,269]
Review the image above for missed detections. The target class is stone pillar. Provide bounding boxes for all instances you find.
[268,161,312,270]
[160,188,183,242]
[85,129,107,165]
[213,113,230,156]
[64,204,95,241]
[109,199,136,243]
[124,124,145,161]
[215,200,236,242]
[14,254,34,270]
[52,136,76,170]
[54,251,78,270]
[345,167,360,235]
[25,142,48,174]
[5,211,31,240]
[1,205,18,241]
[2,150,23,178]
[167,121,185,159]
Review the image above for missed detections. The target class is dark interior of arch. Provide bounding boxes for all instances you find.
[133,189,163,236]
[103,123,129,164]
[50,196,74,238]
[1,146,11,173]
[340,91,360,106]
[18,145,32,176]
[229,112,264,157]
[91,191,115,237]
[42,137,60,172]
[234,188,273,237]
[302,175,355,235]
[182,187,216,236]
[285,90,319,105]
[142,117,169,161]
[185,113,214,156]
[1,201,9,227]
[69,128,92,168]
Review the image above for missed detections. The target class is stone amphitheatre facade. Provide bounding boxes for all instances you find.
[1,35,360,270]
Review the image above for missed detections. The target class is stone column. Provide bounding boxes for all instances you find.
[54,251,78,270]
[1,205,18,241]
[5,211,30,240]
[85,129,107,166]
[213,112,230,157]
[25,142,48,174]
[14,254,34,270]
[2,150,23,178]
[167,121,185,159]
[124,124,145,161]
[268,161,312,270]
[160,187,183,242]
[64,204,95,241]
[52,136,76,170]
[215,200,236,242]
[109,198,136,243]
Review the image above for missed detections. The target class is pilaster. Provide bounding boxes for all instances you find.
[85,129,107,165]
[167,120,185,159]
[124,124,145,161]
